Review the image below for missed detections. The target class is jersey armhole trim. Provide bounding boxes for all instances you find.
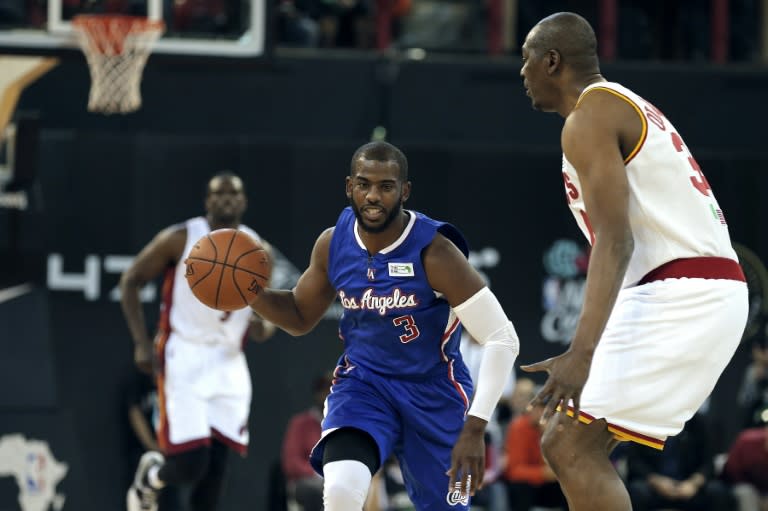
[576,86,648,165]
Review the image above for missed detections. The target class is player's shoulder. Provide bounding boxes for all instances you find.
[577,81,635,103]
[423,231,467,267]
[411,211,469,259]
[148,222,188,260]
[572,82,640,119]
[565,83,637,138]
[155,221,187,242]
[426,231,453,252]
[238,224,270,249]
[311,227,336,267]
[318,226,336,245]
[158,217,206,241]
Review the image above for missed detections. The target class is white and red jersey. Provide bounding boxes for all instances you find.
[160,216,262,349]
[561,81,738,287]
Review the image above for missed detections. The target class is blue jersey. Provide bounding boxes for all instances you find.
[328,207,470,379]
[316,207,475,509]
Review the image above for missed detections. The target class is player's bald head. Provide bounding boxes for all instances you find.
[208,171,244,194]
[526,12,599,73]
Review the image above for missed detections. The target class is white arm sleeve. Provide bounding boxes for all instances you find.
[453,287,520,421]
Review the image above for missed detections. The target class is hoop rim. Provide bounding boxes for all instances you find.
[71,14,165,31]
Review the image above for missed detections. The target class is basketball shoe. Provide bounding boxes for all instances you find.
[126,451,164,511]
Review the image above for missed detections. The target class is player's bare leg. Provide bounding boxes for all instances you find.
[540,415,632,511]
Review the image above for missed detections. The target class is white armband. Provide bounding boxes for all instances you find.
[453,287,520,421]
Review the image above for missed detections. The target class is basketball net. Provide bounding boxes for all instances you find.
[72,15,164,114]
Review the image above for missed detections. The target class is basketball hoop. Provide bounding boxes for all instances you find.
[72,15,164,114]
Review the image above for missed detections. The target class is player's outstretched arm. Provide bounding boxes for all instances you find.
[249,228,337,336]
[120,226,185,373]
[425,234,520,497]
[522,91,636,422]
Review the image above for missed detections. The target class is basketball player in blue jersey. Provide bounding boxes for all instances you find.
[248,141,520,510]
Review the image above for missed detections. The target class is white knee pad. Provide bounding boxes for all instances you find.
[323,460,372,511]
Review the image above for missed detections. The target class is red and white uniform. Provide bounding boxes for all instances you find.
[562,82,748,448]
[155,217,261,455]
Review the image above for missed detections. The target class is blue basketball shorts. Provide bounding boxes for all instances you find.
[309,360,474,510]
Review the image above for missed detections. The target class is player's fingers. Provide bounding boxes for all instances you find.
[446,465,458,492]
[541,392,563,423]
[559,393,576,421]
[527,379,554,410]
[520,359,550,373]
[473,461,485,494]
[463,465,474,497]
[448,464,462,494]
[571,394,582,423]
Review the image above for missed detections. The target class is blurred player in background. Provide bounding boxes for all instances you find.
[248,140,520,510]
[518,12,748,511]
[120,172,276,511]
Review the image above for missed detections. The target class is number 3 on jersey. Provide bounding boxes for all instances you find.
[670,131,711,196]
[393,315,421,343]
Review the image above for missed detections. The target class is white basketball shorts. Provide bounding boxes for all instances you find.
[155,333,251,455]
[575,277,747,449]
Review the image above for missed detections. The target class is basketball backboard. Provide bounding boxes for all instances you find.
[0,0,266,57]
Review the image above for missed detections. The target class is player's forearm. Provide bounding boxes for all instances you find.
[128,406,159,451]
[571,233,633,354]
[469,341,519,421]
[120,276,151,345]
[454,288,520,421]
[249,289,319,336]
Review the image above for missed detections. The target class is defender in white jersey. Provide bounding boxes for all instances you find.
[519,12,747,511]
[120,172,275,511]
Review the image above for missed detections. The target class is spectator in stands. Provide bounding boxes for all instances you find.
[315,0,373,48]
[739,334,768,429]
[722,413,768,511]
[625,406,733,511]
[503,396,567,511]
[281,372,334,511]
[506,377,535,421]
[275,0,320,47]
[396,0,478,51]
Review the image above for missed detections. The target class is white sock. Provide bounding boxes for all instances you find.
[323,460,371,511]
[147,465,165,489]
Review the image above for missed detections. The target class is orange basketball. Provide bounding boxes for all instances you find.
[184,229,270,312]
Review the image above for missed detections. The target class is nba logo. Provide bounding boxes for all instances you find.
[367,268,375,281]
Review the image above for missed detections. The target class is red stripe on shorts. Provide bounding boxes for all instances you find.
[638,256,745,285]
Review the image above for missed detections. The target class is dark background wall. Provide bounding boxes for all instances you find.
[1,53,767,510]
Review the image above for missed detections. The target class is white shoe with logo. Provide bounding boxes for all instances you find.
[126,451,164,511]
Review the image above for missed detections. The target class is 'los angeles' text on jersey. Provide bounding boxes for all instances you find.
[338,288,419,315]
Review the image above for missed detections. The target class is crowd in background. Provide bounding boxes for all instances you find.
[0,0,763,61]
[274,0,766,62]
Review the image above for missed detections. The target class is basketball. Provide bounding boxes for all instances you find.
[184,229,271,312]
